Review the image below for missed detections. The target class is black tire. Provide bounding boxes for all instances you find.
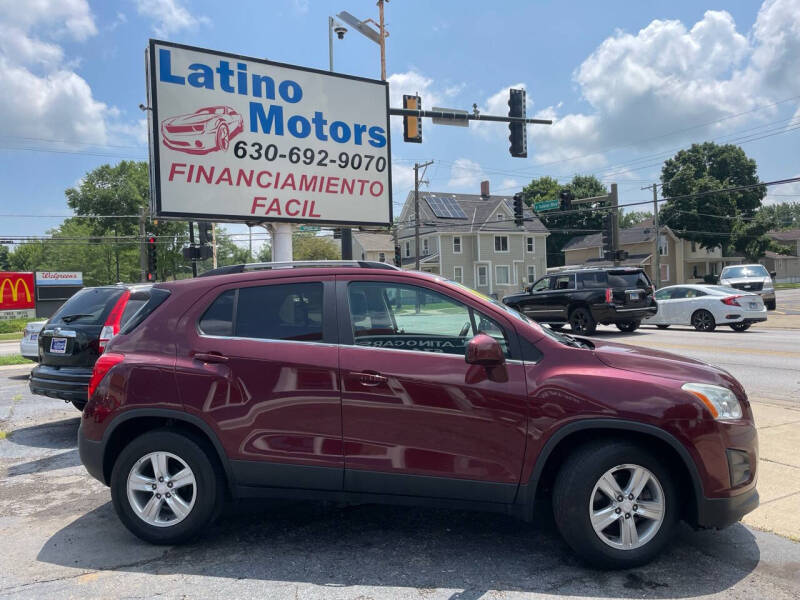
[110,430,225,545]
[215,123,230,152]
[552,441,678,569]
[656,324,670,329]
[730,322,751,332]
[615,320,640,333]
[549,324,565,331]
[691,309,716,332]
[71,400,86,411]
[569,307,597,335]
[766,300,776,311]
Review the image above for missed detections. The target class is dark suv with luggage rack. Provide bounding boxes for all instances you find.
[30,283,152,410]
[502,267,658,335]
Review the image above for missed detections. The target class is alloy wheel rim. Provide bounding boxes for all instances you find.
[589,463,665,550]
[126,451,197,527]
[572,312,587,332]
[695,311,712,330]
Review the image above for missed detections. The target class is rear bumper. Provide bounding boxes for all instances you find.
[697,486,759,529]
[591,304,658,324]
[29,364,91,403]
[78,421,107,485]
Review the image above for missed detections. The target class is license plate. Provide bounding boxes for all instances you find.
[749,302,758,309]
[629,292,640,300]
[29,333,38,342]
[49,338,67,354]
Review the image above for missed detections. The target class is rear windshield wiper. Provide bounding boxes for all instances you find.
[60,313,94,323]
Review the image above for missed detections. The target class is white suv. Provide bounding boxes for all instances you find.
[719,264,776,310]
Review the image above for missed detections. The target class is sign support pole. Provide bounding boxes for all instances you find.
[271,223,293,262]
[189,222,197,277]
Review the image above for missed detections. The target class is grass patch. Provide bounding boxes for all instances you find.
[0,354,32,366]
[0,318,42,334]
[0,332,23,341]
[775,283,800,289]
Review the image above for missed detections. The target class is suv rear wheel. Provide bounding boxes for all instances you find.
[552,441,677,569]
[615,320,640,333]
[569,307,597,335]
[110,430,224,544]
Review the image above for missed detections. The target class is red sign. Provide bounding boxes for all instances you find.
[0,272,35,310]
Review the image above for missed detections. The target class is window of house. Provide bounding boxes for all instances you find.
[527,265,536,283]
[497,213,503,221]
[494,236,509,252]
[691,241,697,252]
[453,236,462,253]
[495,265,510,285]
[477,265,488,287]
[404,242,410,257]
[660,263,670,282]
[422,238,429,255]
[453,266,463,283]
[527,237,535,253]
[379,252,386,262]
[658,234,668,256]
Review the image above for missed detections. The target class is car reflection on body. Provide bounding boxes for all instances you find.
[161,106,243,154]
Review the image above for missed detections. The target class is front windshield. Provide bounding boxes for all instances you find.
[721,265,768,279]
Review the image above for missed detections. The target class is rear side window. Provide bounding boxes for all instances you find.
[553,274,574,290]
[48,287,124,326]
[607,271,651,289]
[236,283,323,342]
[121,288,171,334]
[198,289,235,336]
[119,291,151,326]
[578,272,608,288]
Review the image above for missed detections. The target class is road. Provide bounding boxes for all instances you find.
[0,340,21,356]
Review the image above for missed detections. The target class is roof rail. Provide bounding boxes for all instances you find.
[197,260,400,278]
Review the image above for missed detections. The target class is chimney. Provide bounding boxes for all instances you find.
[480,180,490,199]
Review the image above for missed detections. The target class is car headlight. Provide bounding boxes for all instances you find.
[682,383,742,420]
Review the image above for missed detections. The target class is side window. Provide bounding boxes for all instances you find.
[473,310,511,358]
[554,274,574,290]
[236,283,323,342]
[531,277,550,292]
[654,289,671,301]
[577,271,608,288]
[669,287,689,299]
[199,289,235,336]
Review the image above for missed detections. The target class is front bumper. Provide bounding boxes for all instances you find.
[697,486,759,529]
[29,364,91,403]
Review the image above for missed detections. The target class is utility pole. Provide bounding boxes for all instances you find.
[413,160,434,270]
[610,183,620,267]
[378,0,387,81]
[138,206,147,283]
[642,183,661,287]
[211,222,218,269]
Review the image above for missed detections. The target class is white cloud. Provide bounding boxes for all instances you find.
[447,158,486,190]
[522,1,800,171]
[134,0,209,37]
[0,0,142,148]
[386,70,464,139]
[764,174,800,205]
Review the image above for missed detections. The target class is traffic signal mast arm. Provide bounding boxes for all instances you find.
[388,107,552,125]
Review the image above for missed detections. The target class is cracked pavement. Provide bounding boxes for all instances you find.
[1,364,799,599]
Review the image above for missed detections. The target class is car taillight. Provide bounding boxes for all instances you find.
[721,295,743,307]
[99,290,130,352]
[88,352,124,399]
[605,288,613,303]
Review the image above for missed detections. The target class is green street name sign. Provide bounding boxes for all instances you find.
[534,198,559,212]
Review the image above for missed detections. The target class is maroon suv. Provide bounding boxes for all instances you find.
[78,262,758,568]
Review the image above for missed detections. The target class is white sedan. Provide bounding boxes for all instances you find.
[19,320,46,360]
[644,284,767,332]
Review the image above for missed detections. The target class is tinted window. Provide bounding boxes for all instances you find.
[684,288,707,298]
[236,283,323,342]
[578,271,608,288]
[199,289,235,336]
[121,288,171,334]
[531,277,550,292]
[120,291,151,327]
[48,287,124,326]
[607,271,651,289]
[721,265,769,278]
[553,274,574,290]
[349,282,510,357]
[655,288,672,301]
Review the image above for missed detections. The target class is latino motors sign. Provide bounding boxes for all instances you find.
[146,40,392,226]
[0,272,35,311]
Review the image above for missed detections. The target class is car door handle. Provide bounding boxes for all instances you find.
[193,352,229,364]
[355,371,387,386]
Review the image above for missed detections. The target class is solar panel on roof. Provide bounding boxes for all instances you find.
[426,194,467,219]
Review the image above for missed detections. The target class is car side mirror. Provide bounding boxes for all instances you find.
[465,333,505,366]
[769,271,776,279]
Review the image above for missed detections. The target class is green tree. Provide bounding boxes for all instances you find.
[292,233,339,260]
[0,245,11,270]
[523,175,608,267]
[256,243,272,262]
[757,202,800,231]
[658,143,767,258]
[619,210,653,229]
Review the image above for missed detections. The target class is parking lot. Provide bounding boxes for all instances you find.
[0,293,799,599]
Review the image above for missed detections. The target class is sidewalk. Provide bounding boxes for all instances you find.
[743,402,800,541]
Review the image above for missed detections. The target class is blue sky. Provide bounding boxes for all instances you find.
[1,0,799,250]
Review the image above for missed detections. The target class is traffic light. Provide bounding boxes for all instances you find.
[198,221,212,245]
[601,212,615,259]
[508,88,527,158]
[513,193,524,226]
[403,94,422,143]
[559,189,574,211]
[146,234,157,282]
[394,245,402,267]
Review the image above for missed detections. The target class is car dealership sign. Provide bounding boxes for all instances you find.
[147,40,392,226]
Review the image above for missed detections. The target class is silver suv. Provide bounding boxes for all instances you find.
[719,264,776,310]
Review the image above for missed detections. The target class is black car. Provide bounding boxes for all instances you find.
[502,267,657,335]
[30,284,152,410]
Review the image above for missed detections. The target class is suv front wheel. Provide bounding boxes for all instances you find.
[569,307,597,335]
[110,430,224,544]
[552,441,677,569]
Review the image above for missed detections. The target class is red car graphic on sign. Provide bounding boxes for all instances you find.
[161,106,243,154]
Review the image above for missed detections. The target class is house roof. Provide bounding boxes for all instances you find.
[353,231,393,252]
[397,191,548,239]
[764,250,800,259]
[768,229,800,242]
[562,223,662,251]
[583,253,652,267]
